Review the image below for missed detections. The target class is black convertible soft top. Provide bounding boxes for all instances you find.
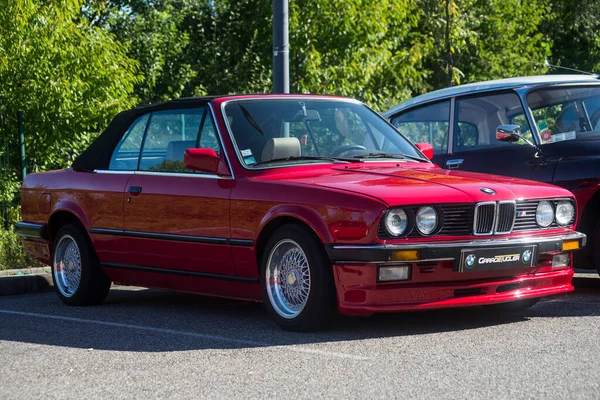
[72,96,218,171]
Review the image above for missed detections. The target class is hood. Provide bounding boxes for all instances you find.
[259,163,573,206]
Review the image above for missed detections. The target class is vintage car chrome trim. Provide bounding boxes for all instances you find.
[94,170,228,180]
[93,170,134,175]
[219,96,425,172]
[326,232,587,264]
[14,222,48,240]
[494,200,517,234]
[90,227,254,247]
[102,263,259,283]
[473,201,497,236]
[208,102,236,180]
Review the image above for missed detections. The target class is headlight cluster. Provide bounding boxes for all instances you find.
[536,200,575,228]
[384,206,439,236]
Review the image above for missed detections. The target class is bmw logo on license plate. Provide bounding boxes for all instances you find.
[465,254,476,268]
[522,249,532,263]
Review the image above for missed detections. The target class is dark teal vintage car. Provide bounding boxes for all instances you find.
[384,75,600,275]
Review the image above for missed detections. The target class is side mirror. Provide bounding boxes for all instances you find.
[184,148,220,174]
[415,143,434,160]
[496,124,521,142]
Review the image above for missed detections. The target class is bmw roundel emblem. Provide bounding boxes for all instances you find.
[465,254,476,268]
[522,250,532,263]
[480,187,496,195]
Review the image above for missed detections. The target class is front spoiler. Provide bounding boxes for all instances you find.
[326,231,587,267]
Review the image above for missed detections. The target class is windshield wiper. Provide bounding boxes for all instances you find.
[253,155,362,167]
[352,152,428,162]
[238,104,265,136]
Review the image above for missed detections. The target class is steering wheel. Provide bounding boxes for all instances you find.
[332,144,367,157]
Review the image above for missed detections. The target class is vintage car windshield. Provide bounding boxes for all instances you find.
[527,86,600,144]
[223,99,424,168]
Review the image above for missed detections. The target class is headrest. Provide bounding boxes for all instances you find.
[261,137,301,162]
[166,140,196,161]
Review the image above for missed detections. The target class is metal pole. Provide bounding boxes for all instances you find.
[273,0,289,94]
[18,111,26,179]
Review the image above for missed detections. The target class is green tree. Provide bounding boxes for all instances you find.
[544,0,600,74]
[419,0,551,89]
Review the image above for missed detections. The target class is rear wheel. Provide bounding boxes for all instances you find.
[486,298,539,312]
[52,224,111,306]
[260,224,336,331]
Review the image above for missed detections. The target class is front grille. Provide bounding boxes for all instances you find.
[474,203,496,235]
[377,198,574,239]
[495,201,516,234]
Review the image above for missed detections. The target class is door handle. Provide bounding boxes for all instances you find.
[128,186,142,196]
[446,159,464,169]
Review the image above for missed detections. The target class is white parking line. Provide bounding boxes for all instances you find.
[544,299,600,306]
[0,309,370,361]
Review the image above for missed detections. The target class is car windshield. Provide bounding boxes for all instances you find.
[527,86,600,144]
[223,99,424,168]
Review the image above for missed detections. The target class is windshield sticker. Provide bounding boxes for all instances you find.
[241,149,256,165]
[538,121,552,143]
[551,131,576,143]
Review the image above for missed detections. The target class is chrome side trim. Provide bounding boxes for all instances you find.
[90,227,254,247]
[332,231,587,251]
[93,170,134,175]
[94,170,227,180]
[14,222,48,240]
[448,97,456,154]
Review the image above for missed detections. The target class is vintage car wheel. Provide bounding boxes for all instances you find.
[52,224,111,306]
[593,220,600,276]
[486,298,539,312]
[260,224,336,331]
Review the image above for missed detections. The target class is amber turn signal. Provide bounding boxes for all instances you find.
[562,240,579,251]
[391,250,419,261]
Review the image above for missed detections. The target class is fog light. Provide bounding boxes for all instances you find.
[552,253,570,268]
[378,265,411,282]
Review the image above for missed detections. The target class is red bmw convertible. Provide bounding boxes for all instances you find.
[16,95,586,331]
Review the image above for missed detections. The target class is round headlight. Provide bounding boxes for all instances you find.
[555,201,574,226]
[385,209,408,236]
[416,206,437,235]
[536,200,554,228]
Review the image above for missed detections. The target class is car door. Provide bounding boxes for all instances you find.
[121,107,235,276]
[447,91,557,183]
[389,100,451,167]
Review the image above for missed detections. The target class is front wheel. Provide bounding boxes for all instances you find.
[52,224,111,306]
[260,224,336,331]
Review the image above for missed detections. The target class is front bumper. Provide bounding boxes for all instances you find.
[327,232,585,316]
[326,232,587,267]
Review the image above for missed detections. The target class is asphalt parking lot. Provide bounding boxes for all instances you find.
[0,273,599,399]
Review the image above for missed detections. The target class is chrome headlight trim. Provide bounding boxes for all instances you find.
[536,200,554,228]
[416,206,438,235]
[384,208,409,236]
[555,201,575,226]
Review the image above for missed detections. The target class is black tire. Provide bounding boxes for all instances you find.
[592,220,600,276]
[260,224,337,332]
[486,298,539,313]
[51,223,111,306]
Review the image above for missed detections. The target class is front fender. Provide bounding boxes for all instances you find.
[259,204,334,244]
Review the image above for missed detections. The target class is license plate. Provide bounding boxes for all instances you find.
[459,246,536,272]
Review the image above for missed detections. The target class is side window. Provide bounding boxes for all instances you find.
[391,101,450,154]
[198,113,220,152]
[139,108,205,172]
[454,93,532,153]
[109,114,150,170]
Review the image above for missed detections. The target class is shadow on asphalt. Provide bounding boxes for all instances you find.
[0,275,598,353]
